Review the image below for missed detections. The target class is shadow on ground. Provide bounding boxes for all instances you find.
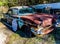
[1,19,35,38]
[50,27,60,44]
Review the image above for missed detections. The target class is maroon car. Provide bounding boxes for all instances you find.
[20,13,56,37]
[4,6,58,37]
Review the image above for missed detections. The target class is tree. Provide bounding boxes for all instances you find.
[0,0,8,6]
[0,1,3,6]
[0,0,60,7]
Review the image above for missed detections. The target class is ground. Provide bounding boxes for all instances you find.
[0,22,60,44]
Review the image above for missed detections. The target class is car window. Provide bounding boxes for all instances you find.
[19,8,35,14]
[55,10,60,15]
[12,8,18,15]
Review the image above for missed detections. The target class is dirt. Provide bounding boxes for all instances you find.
[0,22,60,44]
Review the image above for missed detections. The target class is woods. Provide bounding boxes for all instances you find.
[0,0,60,7]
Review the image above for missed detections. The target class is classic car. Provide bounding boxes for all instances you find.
[3,6,59,37]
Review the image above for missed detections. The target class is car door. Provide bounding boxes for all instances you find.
[6,9,13,24]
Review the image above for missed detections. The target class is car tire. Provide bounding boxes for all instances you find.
[21,25,32,37]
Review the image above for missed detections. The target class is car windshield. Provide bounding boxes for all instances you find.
[19,8,35,14]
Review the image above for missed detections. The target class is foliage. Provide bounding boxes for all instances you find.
[0,0,8,6]
[0,1,4,6]
[0,0,60,7]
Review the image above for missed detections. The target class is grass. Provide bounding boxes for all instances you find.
[6,32,56,44]
[0,14,4,19]
[7,33,21,44]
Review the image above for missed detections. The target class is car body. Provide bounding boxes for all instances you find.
[4,6,35,26]
[4,6,59,37]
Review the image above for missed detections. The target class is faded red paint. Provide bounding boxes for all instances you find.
[20,13,57,35]
[21,13,54,27]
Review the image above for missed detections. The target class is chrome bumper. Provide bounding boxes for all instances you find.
[31,27,44,35]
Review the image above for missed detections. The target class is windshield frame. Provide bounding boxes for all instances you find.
[19,8,35,14]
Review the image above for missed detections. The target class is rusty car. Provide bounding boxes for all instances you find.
[3,6,60,37]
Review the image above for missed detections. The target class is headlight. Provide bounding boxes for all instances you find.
[31,26,44,35]
[36,27,44,34]
[55,19,60,27]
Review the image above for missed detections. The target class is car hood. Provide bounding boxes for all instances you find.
[20,13,54,27]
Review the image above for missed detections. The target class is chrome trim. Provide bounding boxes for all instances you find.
[31,26,44,35]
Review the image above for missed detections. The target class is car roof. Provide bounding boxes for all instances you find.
[10,6,29,9]
[33,2,60,9]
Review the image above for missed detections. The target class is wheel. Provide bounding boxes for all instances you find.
[12,19,18,32]
[21,25,32,37]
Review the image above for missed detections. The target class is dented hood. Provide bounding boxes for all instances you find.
[20,13,54,27]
